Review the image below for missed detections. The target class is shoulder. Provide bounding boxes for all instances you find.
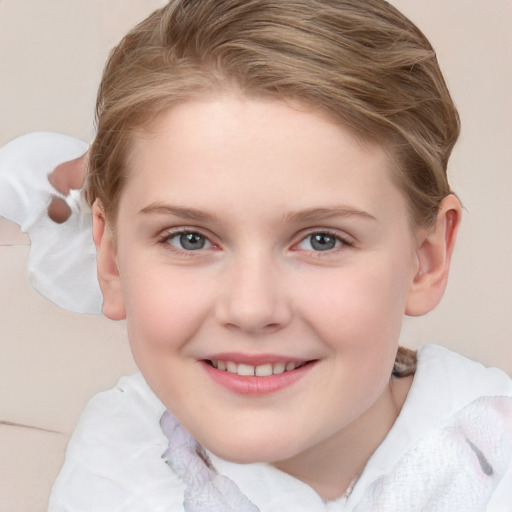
[67,373,167,441]
[49,374,186,512]
[403,345,512,510]
[414,344,512,406]
[351,345,512,510]
[356,394,512,511]
[402,344,512,453]
[353,347,512,511]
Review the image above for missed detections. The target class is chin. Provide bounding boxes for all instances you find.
[209,446,282,465]
[198,429,304,465]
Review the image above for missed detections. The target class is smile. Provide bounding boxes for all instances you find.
[201,357,316,395]
[209,360,307,376]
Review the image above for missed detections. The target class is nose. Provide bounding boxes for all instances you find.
[215,252,292,335]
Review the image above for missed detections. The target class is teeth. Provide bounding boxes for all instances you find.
[255,363,273,377]
[238,364,255,376]
[272,362,285,374]
[211,360,305,376]
[226,361,238,374]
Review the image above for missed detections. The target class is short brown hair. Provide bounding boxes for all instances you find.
[87,0,459,229]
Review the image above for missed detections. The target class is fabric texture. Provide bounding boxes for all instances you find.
[0,132,101,314]
[49,345,512,512]
[160,411,259,512]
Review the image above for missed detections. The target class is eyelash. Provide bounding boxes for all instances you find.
[294,230,353,255]
[158,229,215,255]
[157,229,353,255]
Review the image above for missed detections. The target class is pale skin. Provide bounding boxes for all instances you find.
[92,95,461,500]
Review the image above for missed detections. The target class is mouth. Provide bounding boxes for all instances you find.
[200,353,317,394]
[201,358,315,395]
[205,359,309,377]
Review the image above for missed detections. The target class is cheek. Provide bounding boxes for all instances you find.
[297,263,409,355]
[119,263,215,407]
[120,260,211,354]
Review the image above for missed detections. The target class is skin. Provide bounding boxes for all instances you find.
[47,154,87,223]
[93,95,461,500]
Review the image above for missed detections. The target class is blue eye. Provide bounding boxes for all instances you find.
[167,231,212,251]
[298,233,342,252]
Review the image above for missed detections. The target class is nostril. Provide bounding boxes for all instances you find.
[47,196,71,224]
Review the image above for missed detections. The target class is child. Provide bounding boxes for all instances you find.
[43,0,512,510]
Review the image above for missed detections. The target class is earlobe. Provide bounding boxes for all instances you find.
[92,201,126,320]
[405,194,462,316]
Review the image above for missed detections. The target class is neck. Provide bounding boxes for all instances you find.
[272,374,413,501]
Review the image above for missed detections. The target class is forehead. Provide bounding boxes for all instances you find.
[121,95,407,225]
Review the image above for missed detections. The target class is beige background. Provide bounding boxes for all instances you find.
[0,1,511,510]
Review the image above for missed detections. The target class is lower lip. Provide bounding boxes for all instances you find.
[201,361,315,396]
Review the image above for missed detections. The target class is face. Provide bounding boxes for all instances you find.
[107,95,421,466]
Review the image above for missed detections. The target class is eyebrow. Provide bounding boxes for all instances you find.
[284,206,377,224]
[139,202,218,222]
[139,202,376,224]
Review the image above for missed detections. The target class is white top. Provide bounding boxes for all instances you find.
[49,345,512,511]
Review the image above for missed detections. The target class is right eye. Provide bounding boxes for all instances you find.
[297,232,342,252]
[163,231,213,251]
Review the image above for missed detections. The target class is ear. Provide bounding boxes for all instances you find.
[405,194,462,316]
[92,201,126,320]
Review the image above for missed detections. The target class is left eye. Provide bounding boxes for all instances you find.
[297,233,342,252]
[167,232,212,251]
